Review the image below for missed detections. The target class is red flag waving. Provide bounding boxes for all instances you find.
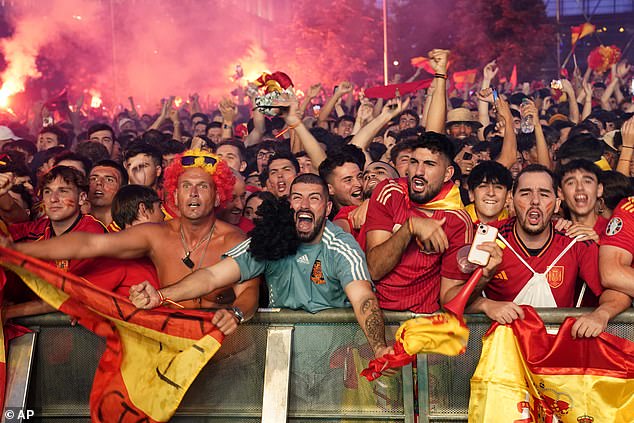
[364,80,432,99]
[0,247,224,423]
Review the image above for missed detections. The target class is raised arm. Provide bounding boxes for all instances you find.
[318,81,352,128]
[299,83,321,116]
[616,117,634,177]
[425,49,450,133]
[561,79,580,124]
[277,93,327,168]
[521,99,553,169]
[350,96,410,151]
[129,257,242,308]
[219,97,238,140]
[478,61,498,135]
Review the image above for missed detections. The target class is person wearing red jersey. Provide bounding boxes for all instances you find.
[557,159,608,241]
[3,166,151,318]
[364,134,474,313]
[599,195,634,299]
[465,165,631,337]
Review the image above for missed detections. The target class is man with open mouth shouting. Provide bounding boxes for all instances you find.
[462,164,630,338]
[363,133,474,314]
[129,173,394,362]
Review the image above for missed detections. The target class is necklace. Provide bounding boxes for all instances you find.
[179,221,216,270]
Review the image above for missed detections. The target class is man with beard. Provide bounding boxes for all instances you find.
[318,151,363,216]
[334,161,399,247]
[129,173,394,361]
[364,134,474,313]
[6,150,259,335]
[463,165,631,337]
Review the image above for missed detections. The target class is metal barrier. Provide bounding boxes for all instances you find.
[5,308,634,422]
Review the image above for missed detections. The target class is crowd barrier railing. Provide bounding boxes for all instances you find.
[4,308,634,422]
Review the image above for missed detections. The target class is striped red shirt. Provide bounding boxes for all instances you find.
[363,179,473,313]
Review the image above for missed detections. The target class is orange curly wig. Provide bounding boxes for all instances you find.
[163,149,235,212]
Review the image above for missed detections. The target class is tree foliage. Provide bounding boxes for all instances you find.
[269,0,383,90]
[450,0,555,79]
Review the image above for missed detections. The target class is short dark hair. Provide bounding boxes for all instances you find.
[123,141,162,167]
[111,184,160,229]
[41,165,88,194]
[53,151,93,174]
[556,159,602,186]
[161,140,188,156]
[259,152,300,186]
[513,164,558,194]
[290,173,329,198]
[399,110,420,126]
[318,151,360,183]
[87,123,115,140]
[217,139,247,163]
[335,115,355,127]
[556,133,604,162]
[206,122,222,131]
[409,131,455,164]
[467,161,513,191]
[92,159,128,185]
[75,141,110,165]
[390,139,413,164]
[600,170,634,211]
[267,152,300,173]
[191,113,209,125]
[39,125,68,147]
[2,139,36,157]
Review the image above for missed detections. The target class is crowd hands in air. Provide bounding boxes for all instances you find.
[0,48,631,365]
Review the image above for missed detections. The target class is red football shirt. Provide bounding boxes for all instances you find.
[600,197,634,265]
[9,214,159,296]
[485,218,602,307]
[594,215,609,241]
[334,205,365,250]
[363,178,473,313]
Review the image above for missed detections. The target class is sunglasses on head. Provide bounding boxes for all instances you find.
[181,155,218,167]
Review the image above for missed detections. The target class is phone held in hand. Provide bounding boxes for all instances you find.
[462,152,473,161]
[42,116,54,127]
[550,79,562,90]
[468,224,499,266]
[492,90,499,102]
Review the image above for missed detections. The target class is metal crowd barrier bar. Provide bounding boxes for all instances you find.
[4,308,634,422]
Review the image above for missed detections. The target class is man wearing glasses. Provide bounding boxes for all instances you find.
[6,149,260,336]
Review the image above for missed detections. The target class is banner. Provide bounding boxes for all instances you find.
[469,306,634,422]
[0,247,224,423]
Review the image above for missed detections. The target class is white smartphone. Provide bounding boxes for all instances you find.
[468,224,499,266]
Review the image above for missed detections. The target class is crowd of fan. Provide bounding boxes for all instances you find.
[0,49,633,351]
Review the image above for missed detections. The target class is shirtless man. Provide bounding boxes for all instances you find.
[6,150,259,335]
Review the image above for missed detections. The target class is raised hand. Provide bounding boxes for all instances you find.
[306,83,322,99]
[219,97,238,122]
[483,60,498,81]
[428,49,450,75]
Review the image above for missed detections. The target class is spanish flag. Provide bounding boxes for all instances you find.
[469,306,634,422]
[0,247,224,422]
[571,23,596,46]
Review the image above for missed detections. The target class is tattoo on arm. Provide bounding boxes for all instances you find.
[360,297,387,353]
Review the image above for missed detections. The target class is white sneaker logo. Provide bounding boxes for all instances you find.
[297,254,310,264]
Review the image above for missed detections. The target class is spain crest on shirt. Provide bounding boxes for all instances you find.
[546,266,564,289]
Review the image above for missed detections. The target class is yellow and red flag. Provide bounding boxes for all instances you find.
[0,247,224,423]
[571,23,596,46]
[470,306,634,422]
[452,69,478,90]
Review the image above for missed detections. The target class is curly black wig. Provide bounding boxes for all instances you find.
[248,196,300,261]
